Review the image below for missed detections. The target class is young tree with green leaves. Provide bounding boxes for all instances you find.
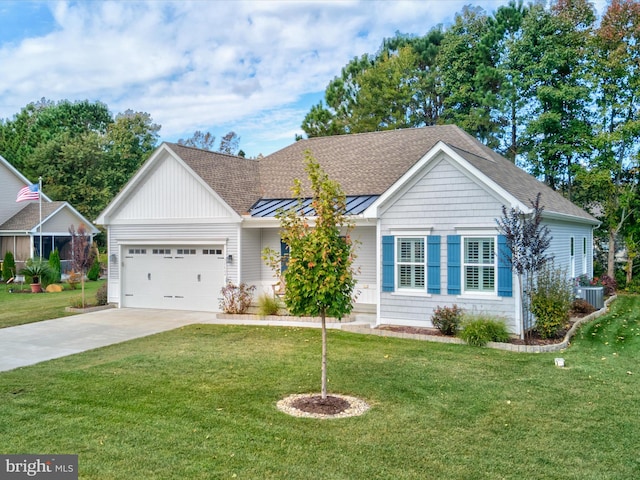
[263,151,358,399]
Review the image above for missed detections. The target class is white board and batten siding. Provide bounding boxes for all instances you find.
[255,226,378,306]
[103,150,242,312]
[240,227,262,286]
[351,226,377,305]
[108,151,237,223]
[377,155,518,332]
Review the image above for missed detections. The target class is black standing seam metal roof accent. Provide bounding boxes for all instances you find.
[249,195,379,218]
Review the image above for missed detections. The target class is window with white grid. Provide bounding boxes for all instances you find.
[397,237,425,289]
[463,237,495,293]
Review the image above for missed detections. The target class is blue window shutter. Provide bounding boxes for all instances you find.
[382,236,395,292]
[497,235,513,297]
[427,235,441,294]
[447,235,461,295]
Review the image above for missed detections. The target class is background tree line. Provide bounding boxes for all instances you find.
[302,0,640,286]
[0,99,242,225]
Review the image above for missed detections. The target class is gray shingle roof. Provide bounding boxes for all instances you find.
[165,143,261,215]
[164,126,596,223]
[257,125,596,223]
[0,202,65,231]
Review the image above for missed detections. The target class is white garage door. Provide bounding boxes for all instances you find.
[122,245,226,312]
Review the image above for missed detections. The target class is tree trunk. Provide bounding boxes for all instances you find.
[625,237,636,286]
[608,230,616,278]
[81,272,86,308]
[321,311,327,400]
[518,274,525,340]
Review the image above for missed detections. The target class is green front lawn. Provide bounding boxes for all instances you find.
[0,280,105,328]
[0,295,638,479]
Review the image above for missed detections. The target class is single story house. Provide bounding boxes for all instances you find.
[0,154,99,276]
[96,126,598,336]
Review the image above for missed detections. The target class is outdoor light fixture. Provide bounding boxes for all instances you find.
[227,254,233,264]
[110,253,118,264]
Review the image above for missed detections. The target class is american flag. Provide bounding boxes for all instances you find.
[16,183,39,202]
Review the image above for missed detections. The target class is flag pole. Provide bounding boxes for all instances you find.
[39,176,42,260]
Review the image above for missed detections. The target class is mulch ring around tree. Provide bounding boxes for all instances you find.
[277,393,370,419]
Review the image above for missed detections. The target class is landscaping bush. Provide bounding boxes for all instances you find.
[596,275,617,296]
[576,274,616,296]
[2,251,16,281]
[571,298,596,316]
[68,296,86,308]
[66,271,81,290]
[431,304,463,335]
[458,315,510,346]
[530,263,573,339]
[48,249,62,283]
[21,258,54,287]
[257,293,281,316]
[219,282,255,314]
[87,259,101,281]
[574,274,591,287]
[96,283,108,306]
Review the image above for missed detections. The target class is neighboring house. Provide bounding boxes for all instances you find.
[0,154,99,276]
[96,126,598,335]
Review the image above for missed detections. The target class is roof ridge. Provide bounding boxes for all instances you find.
[165,142,253,161]
[445,142,496,163]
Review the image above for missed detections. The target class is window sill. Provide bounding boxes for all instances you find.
[456,294,504,301]
[391,290,432,298]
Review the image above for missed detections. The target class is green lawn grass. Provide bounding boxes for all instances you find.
[0,280,105,328]
[0,295,638,479]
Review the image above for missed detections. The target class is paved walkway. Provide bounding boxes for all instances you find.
[0,308,353,372]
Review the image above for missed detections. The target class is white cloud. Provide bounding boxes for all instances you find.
[0,0,610,156]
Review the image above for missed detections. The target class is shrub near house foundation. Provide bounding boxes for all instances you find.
[219,282,255,314]
[2,251,16,281]
[459,315,510,346]
[431,305,464,335]
[530,263,573,339]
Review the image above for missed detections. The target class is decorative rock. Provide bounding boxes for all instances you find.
[45,284,63,293]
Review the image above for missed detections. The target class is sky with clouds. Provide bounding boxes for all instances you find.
[0,0,608,157]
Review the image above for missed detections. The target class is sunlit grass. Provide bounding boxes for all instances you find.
[0,296,638,478]
[0,280,105,328]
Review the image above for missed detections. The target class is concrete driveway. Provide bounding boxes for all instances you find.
[0,308,341,372]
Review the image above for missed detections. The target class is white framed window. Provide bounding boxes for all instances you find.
[463,237,495,294]
[582,237,587,275]
[570,237,575,278]
[397,237,425,290]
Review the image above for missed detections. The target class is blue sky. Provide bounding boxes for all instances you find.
[0,0,608,158]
